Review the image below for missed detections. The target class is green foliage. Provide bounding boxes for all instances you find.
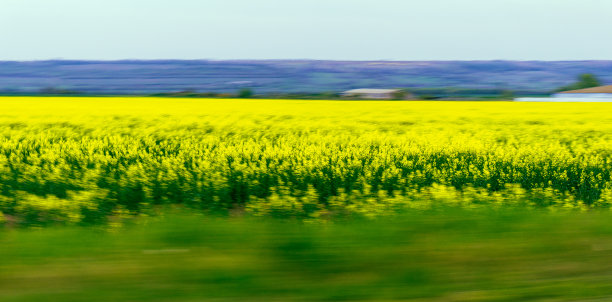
[499,89,515,99]
[237,88,253,98]
[556,73,602,92]
[245,184,588,220]
[391,89,409,100]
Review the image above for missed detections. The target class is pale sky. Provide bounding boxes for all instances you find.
[2,0,612,61]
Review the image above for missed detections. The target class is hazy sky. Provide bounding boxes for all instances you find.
[2,0,612,61]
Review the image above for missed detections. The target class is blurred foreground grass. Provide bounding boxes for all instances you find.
[4,210,612,301]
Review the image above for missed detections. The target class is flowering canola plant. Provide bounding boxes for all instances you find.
[0,97,610,225]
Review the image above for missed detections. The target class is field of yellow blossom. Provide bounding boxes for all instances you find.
[0,97,610,225]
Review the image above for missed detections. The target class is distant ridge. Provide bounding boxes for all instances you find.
[1,60,612,94]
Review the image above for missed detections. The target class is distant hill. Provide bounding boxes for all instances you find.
[1,60,612,94]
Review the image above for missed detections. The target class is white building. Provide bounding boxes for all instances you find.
[516,85,612,102]
[341,88,413,100]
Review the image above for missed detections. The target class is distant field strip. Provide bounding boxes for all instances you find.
[0,97,611,225]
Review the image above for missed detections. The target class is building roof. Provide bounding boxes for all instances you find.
[343,89,400,94]
[560,85,612,94]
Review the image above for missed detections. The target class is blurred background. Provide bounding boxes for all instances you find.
[2,0,612,97]
[1,60,612,97]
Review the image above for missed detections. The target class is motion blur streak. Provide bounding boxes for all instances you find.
[4,211,612,301]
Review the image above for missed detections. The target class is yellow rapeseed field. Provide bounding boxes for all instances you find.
[0,97,611,225]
